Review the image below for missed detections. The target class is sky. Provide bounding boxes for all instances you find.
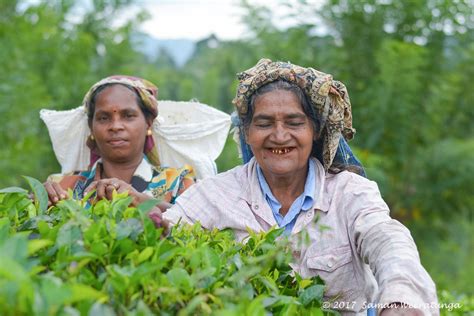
[23,0,323,41]
[127,0,324,40]
[134,0,248,40]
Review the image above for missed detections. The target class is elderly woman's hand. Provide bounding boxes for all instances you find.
[43,181,69,206]
[148,206,170,233]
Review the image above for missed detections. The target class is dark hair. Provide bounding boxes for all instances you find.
[243,80,320,132]
[87,83,155,127]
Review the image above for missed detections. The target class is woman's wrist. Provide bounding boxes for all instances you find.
[132,192,149,206]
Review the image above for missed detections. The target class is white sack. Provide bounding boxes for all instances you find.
[40,107,91,173]
[40,100,231,179]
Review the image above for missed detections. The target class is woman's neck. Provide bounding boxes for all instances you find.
[100,155,144,183]
[262,166,309,216]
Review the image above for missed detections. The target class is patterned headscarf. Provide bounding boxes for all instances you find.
[82,75,160,168]
[233,58,355,170]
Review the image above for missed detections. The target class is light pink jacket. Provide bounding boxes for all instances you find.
[164,158,438,315]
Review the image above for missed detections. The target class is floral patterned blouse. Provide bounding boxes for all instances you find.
[48,158,195,204]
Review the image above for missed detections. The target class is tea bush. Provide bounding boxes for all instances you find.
[0,178,333,316]
[1,178,471,315]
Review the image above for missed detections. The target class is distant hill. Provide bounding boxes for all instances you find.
[132,32,196,67]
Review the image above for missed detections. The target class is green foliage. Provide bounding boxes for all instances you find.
[215,135,241,173]
[0,186,332,315]
[0,0,148,187]
[414,213,473,299]
[438,290,474,316]
[1,0,472,297]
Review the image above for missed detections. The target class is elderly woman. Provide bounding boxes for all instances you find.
[158,59,438,315]
[44,75,194,210]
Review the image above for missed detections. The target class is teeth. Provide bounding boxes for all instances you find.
[271,148,291,154]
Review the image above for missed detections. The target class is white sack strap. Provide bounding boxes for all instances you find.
[40,100,231,179]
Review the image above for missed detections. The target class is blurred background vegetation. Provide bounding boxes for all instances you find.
[0,0,472,299]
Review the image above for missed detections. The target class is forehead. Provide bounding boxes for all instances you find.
[94,84,140,112]
[253,89,305,116]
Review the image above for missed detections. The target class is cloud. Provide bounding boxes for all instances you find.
[136,0,247,40]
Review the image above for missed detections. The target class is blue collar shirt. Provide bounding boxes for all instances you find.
[256,159,316,234]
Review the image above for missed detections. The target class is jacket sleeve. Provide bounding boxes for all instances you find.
[345,177,439,315]
[162,178,216,228]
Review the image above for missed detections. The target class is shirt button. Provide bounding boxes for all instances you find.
[254,205,259,210]
[327,257,335,268]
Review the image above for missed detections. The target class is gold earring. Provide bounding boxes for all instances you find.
[147,129,152,136]
[90,134,95,141]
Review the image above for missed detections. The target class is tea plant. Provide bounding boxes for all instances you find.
[0,178,335,315]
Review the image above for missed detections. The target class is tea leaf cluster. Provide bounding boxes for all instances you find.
[0,182,333,316]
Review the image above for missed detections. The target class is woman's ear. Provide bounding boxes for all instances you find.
[146,118,153,130]
[244,128,250,144]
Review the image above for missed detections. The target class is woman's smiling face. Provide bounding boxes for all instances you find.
[246,89,315,179]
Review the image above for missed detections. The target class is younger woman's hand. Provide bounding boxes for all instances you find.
[84,178,173,210]
[43,181,69,206]
[84,178,145,206]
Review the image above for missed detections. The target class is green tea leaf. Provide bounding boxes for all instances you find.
[0,233,29,262]
[88,302,116,316]
[299,279,313,289]
[299,284,324,307]
[133,300,154,316]
[26,203,36,218]
[17,215,53,231]
[90,241,108,257]
[137,198,160,214]
[246,295,267,315]
[264,227,285,243]
[111,195,132,219]
[23,176,48,215]
[0,256,29,282]
[167,268,193,293]
[0,187,28,194]
[0,217,10,243]
[56,222,82,250]
[27,239,53,255]
[116,218,143,241]
[137,246,154,264]
[179,294,208,315]
[68,283,107,303]
[201,246,220,272]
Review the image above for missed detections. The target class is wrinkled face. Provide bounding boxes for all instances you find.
[91,85,150,164]
[246,89,315,178]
